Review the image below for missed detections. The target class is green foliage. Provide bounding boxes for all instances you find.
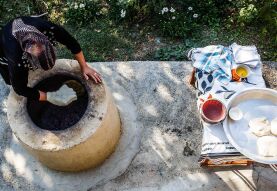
[107,0,139,22]
[154,0,231,37]
[237,4,258,24]
[236,1,277,60]
[155,45,187,61]
[105,0,234,37]
[0,0,35,25]
[255,1,277,40]
[55,19,133,61]
[33,0,276,41]
[154,39,198,61]
[0,0,276,61]
[64,0,103,26]
[154,25,277,61]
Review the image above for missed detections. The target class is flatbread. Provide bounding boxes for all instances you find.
[257,136,277,157]
[249,117,271,137]
[271,118,277,136]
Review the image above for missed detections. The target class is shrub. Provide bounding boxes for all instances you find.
[42,0,275,40]
[64,0,103,26]
[107,0,235,37]
[0,0,35,25]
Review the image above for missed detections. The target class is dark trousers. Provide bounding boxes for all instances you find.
[0,63,11,85]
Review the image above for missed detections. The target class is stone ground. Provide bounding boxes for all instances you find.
[0,60,276,191]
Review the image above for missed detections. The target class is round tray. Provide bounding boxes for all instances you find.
[223,87,277,164]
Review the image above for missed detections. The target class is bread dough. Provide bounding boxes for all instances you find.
[249,117,271,137]
[271,118,277,136]
[257,136,277,157]
[47,84,77,106]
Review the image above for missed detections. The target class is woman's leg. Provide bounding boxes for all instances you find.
[0,63,11,85]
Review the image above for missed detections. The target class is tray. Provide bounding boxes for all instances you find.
[223,88,277,164]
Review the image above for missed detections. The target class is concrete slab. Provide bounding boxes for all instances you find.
[0,60,276,191]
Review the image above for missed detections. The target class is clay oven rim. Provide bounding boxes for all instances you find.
[7,61,108,151]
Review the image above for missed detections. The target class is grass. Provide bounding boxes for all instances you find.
[56,19,169,62]
[1,1,276,62]
[154,26,277,61]
[56,19,134,62]
[58,20,276,62]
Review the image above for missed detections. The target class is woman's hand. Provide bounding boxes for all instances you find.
[74,51,102,83]
[81,65,102,83]
[39,91,47,101]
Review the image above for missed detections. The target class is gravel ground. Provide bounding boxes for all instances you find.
[0,60,276,191]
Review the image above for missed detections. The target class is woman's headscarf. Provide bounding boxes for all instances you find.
[12,18,56,70]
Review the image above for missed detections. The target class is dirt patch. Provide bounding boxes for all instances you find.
[262,62,277,90]
[165,128,183,137]
[183,142,195,156]
[27,74,88,131]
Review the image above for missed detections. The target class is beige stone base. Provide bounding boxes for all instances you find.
[7,60,121,172]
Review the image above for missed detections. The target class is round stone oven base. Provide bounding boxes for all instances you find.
[7,60,121,172]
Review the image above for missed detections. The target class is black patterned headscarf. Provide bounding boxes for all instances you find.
[12,18,56,70]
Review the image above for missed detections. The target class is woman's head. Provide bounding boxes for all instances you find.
[24,40,56,70]
[12,18,56,70]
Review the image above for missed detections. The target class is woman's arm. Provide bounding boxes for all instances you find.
[30,17,101,83]
[74,51,101,83]
[53,27,102,83]
[38,51,102,101]
[24,17,102,83]
[9,64,41,100]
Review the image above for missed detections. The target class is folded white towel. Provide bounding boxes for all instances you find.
[230,43,261,68]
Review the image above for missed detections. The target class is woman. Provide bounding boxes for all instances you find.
[0,16,101,105]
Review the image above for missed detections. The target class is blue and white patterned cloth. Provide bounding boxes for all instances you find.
[188,45,233,85]
[194,69,214,95]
